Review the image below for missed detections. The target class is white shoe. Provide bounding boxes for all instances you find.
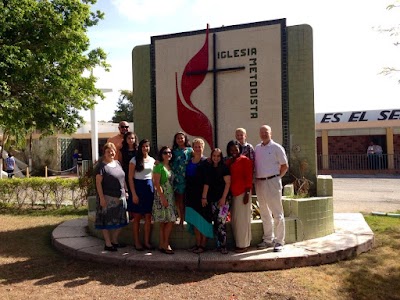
[257,241,274,249]
[273,243,284,252]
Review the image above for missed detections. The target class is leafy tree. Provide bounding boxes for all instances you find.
[379,3,400,80]
[0,0,109,158]
[111,90,134,122]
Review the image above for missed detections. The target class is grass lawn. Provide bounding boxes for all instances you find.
[0,207,399,300]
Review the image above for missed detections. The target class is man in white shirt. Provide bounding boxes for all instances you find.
[254,125,288,252]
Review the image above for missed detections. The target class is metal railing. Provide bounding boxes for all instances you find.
[317,154,400,171]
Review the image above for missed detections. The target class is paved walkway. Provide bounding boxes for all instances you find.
[332,175,400,213]
[52,213,374,272]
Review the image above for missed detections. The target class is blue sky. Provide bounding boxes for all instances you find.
[82,0,400,122]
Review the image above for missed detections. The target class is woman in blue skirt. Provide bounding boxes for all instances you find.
[128,139,155,251]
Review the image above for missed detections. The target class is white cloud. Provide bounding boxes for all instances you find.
[89,29,152,49]
[111,0,186,22]
[85,0,400,122]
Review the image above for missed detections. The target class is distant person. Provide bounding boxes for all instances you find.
[77,153,83,175]
[72,149,79,173]
[367,141,383,169]
[235,127,255,162]
[366,141,375,156]
[108,121,130,161]
[255,125,288,253]
[5,153,16,179]
[373,143,383,155]
[373,142,383,169]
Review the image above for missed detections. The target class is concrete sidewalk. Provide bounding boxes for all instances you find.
[52,213,374,272]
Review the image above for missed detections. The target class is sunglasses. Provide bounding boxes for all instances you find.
[163,151,172,155]
[119,126,129,129]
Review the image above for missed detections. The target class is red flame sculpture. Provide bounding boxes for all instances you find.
[175,25,214,148]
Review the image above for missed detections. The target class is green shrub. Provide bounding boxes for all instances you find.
[0,177,90,209]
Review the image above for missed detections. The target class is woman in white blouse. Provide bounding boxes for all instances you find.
[128,139,156,251]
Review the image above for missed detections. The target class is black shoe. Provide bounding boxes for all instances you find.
[134,245,144,251]
[144,244,155,251]
[104,245,117,252]
[187,245,199,252]
[112,242,127,248]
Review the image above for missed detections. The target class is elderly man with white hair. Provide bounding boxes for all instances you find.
[254,125,288,252]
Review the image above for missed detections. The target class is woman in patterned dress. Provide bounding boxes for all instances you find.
[202,148,231,254]
[171,132,193,226]
[152,146,177,254]
[95,142,128,251]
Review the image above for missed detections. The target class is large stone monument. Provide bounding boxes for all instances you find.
[132,19,317,187]
[87,19,334,247]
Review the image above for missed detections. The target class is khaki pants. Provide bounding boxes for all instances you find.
[255,177,285,245]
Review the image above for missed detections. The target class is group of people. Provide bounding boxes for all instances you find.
[94,121,289,255]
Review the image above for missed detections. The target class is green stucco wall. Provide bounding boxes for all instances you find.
[287,24,317,190]
[132,45,152,145]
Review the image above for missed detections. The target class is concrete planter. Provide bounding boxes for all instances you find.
[86,194,334,248]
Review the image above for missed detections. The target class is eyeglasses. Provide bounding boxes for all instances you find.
[163,151,172,155]
[119,126,129,129]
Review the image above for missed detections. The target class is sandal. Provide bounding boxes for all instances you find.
[160,248,175,254]
[187,245,199,252]
[193,246,206,254]
[234,247,248,253]
[220,247,228,254]
[144,244,155,251]
[134,245,144,251]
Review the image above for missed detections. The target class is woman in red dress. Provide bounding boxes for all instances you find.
[225,140,253,253]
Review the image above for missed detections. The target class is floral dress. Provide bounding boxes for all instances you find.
[204,163,231,249]
[171,147,193,194]
[152,164,177,222]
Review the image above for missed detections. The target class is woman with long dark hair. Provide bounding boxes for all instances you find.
[152,146,177,254]
[120,131,138,219]
[171,131,193,227]
[128,139,155,251]
[225,140,253,253]
[202,148,231,254]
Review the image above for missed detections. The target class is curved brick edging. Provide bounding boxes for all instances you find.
[52,213,374,272]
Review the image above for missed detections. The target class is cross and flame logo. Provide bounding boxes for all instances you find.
[175,26,214,149]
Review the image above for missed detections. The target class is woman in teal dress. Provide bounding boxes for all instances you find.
[171,132,193,226]
[152,146,177,254]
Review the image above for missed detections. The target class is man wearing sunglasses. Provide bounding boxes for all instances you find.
[107,121,129,161]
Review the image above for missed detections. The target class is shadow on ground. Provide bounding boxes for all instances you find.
[0,224,215,289]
